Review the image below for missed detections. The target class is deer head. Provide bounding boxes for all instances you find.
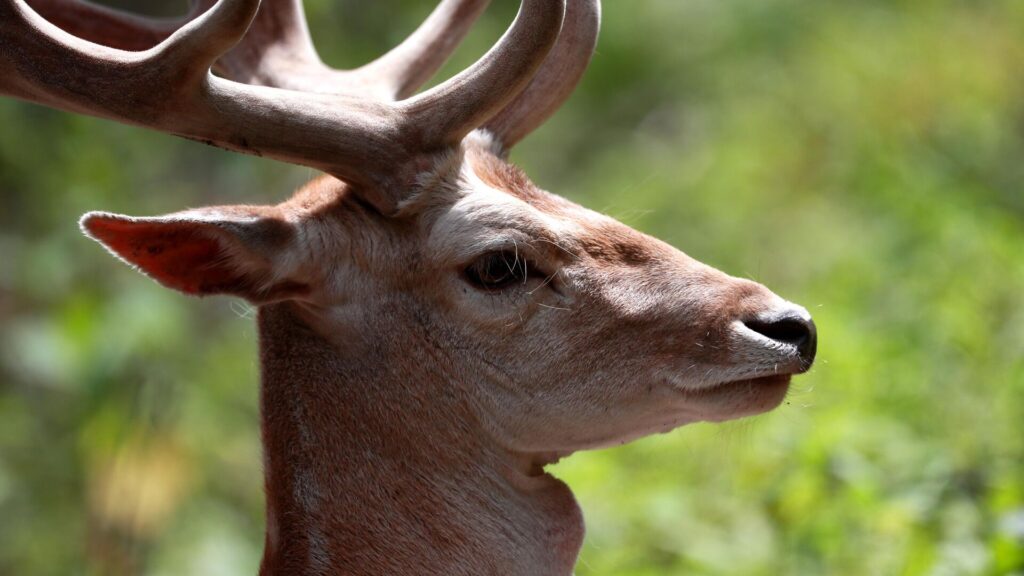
[2,0,817,573]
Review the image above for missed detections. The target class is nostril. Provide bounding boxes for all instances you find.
[744,315,817,366]
[745,318,809,346]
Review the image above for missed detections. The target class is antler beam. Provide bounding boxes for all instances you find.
[1,0,566,210]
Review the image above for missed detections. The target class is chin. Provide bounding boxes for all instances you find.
[697,374,793,422]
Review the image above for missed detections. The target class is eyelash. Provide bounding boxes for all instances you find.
[463,250,539,291]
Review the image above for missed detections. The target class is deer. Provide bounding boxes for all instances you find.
[1,0,818,573]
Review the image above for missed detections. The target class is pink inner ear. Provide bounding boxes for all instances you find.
[85,217,251,296]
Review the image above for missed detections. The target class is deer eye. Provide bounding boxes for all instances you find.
[464,251,529,290]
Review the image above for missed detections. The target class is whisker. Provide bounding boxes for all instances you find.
[527,270,560,295]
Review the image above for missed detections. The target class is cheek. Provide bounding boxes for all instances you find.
[438,278,552,333]
[495,366,689,452]
[493,318,648,401]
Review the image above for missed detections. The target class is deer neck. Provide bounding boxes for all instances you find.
[255,302,583,576]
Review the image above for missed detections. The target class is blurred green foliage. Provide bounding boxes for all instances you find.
[1,0,1022,574]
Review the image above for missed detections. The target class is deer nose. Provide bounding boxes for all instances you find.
[743,311,817,369]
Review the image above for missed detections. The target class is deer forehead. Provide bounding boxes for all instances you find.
[426,156,656,270]
[428,181,575,260]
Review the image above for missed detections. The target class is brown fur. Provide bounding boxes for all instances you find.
[82,143,814,575]
[256,303,583,575]
[468,146,575,214]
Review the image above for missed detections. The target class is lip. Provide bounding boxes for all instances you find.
[679,373,791,398]
[675,374,793,420]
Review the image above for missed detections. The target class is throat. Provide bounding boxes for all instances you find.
[255,303,584,576]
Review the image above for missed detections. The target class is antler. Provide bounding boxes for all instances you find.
[24,0,489,100]
[212,0,491,100]
[1,0,565,211]
[485,0,601,152]
[24,0,191,50]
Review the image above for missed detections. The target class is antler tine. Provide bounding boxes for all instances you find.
[350,0,491,100]
[209,0,492,99]
[162,0,264,77]
[485,0,601,152]
[24,0,189,50]
[199,0,325,89]
[401,0,566,148]
[216,0,491,100]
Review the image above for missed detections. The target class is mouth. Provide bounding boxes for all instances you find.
[676,373,793,420]
[681,373,791,397]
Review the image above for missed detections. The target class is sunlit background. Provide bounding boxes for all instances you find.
[1,0,1022,574]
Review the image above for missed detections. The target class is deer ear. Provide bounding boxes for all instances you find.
[80,209,310,303]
